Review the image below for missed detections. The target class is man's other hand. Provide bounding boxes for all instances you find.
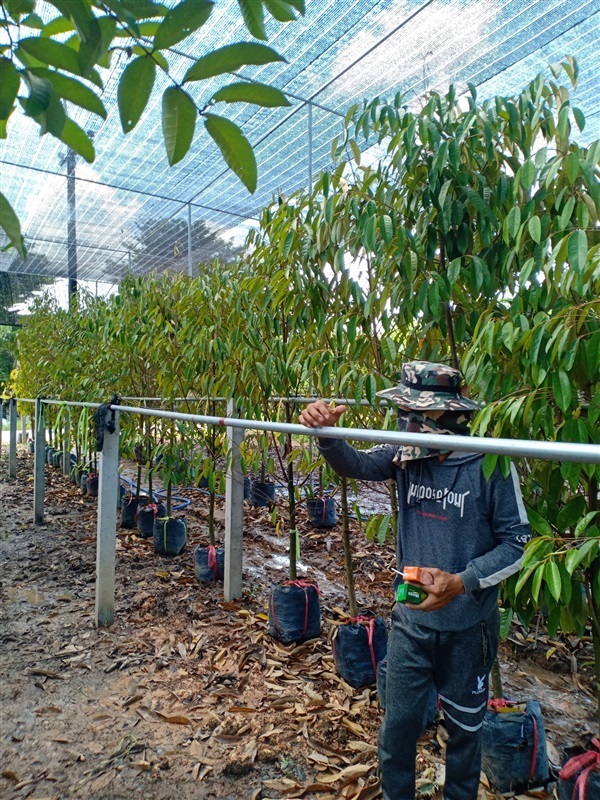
[299,400,345,428]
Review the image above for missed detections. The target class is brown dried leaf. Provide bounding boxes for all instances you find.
[318,764,373,784]
[155,712,193,725]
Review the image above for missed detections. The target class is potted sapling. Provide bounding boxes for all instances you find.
[194,411,227,582]
[153,420,187,556]
[137,417,166,538]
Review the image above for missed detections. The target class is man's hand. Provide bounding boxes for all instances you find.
[406,568,465,612]
[299,400,345,428]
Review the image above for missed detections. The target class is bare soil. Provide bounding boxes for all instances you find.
[0,450,596,800]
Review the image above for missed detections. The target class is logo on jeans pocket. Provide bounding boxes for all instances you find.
[472,674,486,694]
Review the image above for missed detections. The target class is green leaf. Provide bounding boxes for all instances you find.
[58,117,95,162]
[528,216,541,244]
[482,453,497,480]
[22,71,52,117]
[552,368,572,413]
[379,214,393,245]
[118,55,155,133]
[531,563,545,604]
[238,0,266,40]
[0,191,27,260]
[211,81,290,107]
[184,42,285,82]
[573,107,585,132]
[365,374,376,405]
[567,229,587,273]
[556,495,586,532]
[0,58,21,119]
[42,15,75,36]
[29,67,106,118]
[161,86,196,166]
[265,1,298,22]
[506,205,521,239]
[154,0,213,50]
[574,511,598,539]
[204,112,256,193]
[447,257,460,286]
[527,508,553,537]
[544,561,562,603]
[520,159,535,191]
[17,36,102,86]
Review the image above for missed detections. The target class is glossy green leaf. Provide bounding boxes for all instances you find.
[212,81,290,107]
[184,42,285,82]
[58,117,95,162]
[528,216,541,244]
[265,1,297,22]
[0,191,27,259]
[29,67,106,118]
[118,56,156,133]
[556,495,586,532]
[527,508,553,537]
[22,71,52,117]
[544,560,562,602]
[161,86,196,166]
[531,563,545,604]
[567,229,587,273]
[506,205,521,239]
[0,58,21,119]
[552,368,572,413]
[574,511,598,539]
[238,0,267,40]
[204,113,256,193]
[17,37,102,86]
[520,159,535,190]
[154,0,213,50]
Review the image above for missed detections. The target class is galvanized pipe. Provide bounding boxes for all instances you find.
[109,404,600,465]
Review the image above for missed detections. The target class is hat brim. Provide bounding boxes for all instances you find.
[376,385,480,412]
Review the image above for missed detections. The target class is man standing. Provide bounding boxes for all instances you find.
[299,361,530,800]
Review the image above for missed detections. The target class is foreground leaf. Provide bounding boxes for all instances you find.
[118,55,156,133]
[212,81,290,107]
[204,112,256,193]
[162,86,196,165]
[154,0,213,50]
[0,192,27,260]
[58,117,95,162]
[238,0,266,40]
[0,58,21,120]
[30,67,106,118]
[183,42,286,82]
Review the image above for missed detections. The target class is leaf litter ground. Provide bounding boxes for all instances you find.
[0,451,596,800]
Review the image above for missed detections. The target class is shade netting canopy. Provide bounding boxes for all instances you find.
[1,0,598,284]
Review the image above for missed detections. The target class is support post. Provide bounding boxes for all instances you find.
[307,100,313,191]
[224,399,244,601]
[8,398,17,479]
[34,399,45,524]
[62,413,71,477]
[95,408,120,627]
[187,202,193,277]
[21,412,27,444]
[66,148,78,302]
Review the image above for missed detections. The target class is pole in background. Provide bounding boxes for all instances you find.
[33,399,45,524]
[224,399,244,601]
[95,409,120,626]
[66,149,78,302]
[307,101,313,191]
[187,202,193,277]
[8,398,17,479]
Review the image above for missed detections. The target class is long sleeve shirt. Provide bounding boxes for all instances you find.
[317,439,530,631]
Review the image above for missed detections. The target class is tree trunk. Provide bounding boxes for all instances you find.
[340,478,358,617]
[490,658,504,699]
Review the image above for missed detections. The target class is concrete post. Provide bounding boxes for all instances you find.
[8,399,17,479]
[34,400,45,524]
[224,399,244,601]
[95,409,120,627]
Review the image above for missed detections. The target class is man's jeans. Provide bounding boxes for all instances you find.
[378,606,499,800]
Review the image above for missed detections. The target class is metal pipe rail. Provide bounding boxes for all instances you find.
[110,403,600,465]
[7,397,600,631]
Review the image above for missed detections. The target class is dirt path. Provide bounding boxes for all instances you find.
[0,450,596,800]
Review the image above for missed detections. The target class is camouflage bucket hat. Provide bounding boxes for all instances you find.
[376,361,480,412]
